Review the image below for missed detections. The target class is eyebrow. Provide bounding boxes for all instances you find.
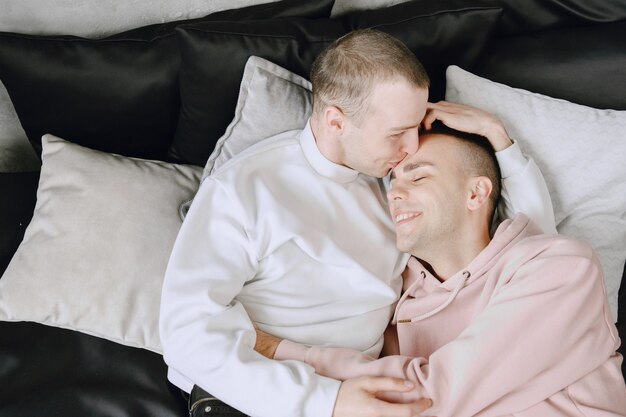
[403,161,434,173]
[390,161,434,180]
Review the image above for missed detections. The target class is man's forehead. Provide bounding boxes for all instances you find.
[369,82,428,122]
[390,134,457,179]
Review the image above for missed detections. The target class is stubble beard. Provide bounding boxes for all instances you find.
[400,209,460,259]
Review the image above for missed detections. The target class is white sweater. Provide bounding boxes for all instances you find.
[159,122,555,417]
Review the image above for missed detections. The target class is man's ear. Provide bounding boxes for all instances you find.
[323,106,346,135]
[467,176,493,211]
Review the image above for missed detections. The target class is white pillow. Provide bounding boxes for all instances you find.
[445,65,626,320]
[0,135,202,352]
[203,55,313,179]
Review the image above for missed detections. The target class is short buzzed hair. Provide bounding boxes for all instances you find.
[310,29,429,125]
[423,122,502,221]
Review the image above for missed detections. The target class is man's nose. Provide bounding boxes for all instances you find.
[400,129,419,155]
[387,184,406,201]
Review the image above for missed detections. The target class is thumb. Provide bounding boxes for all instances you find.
[360,376,415,393]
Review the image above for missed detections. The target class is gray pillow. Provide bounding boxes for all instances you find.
[0,135,202,352]
[203,55,313,179]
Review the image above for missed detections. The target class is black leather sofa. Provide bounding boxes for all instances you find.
[1,0,625,415]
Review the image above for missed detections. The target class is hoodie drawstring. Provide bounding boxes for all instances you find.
[396,270,471,324]
[391,270,425,325]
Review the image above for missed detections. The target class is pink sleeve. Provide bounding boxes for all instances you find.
[274,339,309,363]
[274,339,409,380]
[275,340,427,402]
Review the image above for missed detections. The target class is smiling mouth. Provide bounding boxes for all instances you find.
[395,212,421,224]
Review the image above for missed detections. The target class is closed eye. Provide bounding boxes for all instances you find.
[412,177,425,183]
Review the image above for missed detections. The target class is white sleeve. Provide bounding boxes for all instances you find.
[159,177,340,417]
[495,142,557,234]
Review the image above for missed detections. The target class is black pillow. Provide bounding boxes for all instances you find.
[0,0,334,161]
[475,0,626,35]
[170,0,503,166]
[475,20,626,111]
[0,321,186,417]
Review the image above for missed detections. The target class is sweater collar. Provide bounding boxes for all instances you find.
[300,120,360,183]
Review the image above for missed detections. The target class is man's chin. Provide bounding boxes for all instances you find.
[395,239,413,254]
[370,166,390,178]
[396,235,428,255]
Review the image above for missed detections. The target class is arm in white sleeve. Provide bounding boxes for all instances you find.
[159,178,340,417]
[495,142,557,234]
[278,241,618,416]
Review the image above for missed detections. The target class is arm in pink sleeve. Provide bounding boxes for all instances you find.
[274,335,412,382]
[275,339,428,402]
[274,317,405,381]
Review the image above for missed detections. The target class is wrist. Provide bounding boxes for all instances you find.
[274,339,311,363]
[483,121,512,152]
[254,329,282,359]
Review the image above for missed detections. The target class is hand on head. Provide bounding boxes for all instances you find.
[422,101,512,152]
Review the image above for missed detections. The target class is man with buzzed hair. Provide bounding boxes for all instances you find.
[159,29,556,417]
[267,122,626,416]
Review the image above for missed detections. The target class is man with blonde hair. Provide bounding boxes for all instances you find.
[308,28,430,178]
[159,29,555,417]
[311,28,430,127]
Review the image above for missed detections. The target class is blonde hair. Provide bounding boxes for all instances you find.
[310,29,429,125]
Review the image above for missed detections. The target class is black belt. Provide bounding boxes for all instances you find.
[189,385,249,417]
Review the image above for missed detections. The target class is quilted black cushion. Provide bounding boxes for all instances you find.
[0,0,334,161]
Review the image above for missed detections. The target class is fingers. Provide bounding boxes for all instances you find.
[422,100,500,136]
[422,109,438,130]
[425,100,467,115]
[424,101,473,121]
[427,100,471,109]
[362,377,432,416]
[422,101,459,130]
[334,377,433,417]
[426,100,453,110]
[359,376,414,393]
[374,397,433,417]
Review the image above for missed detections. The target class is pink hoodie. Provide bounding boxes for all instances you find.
[276,214,626,416]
